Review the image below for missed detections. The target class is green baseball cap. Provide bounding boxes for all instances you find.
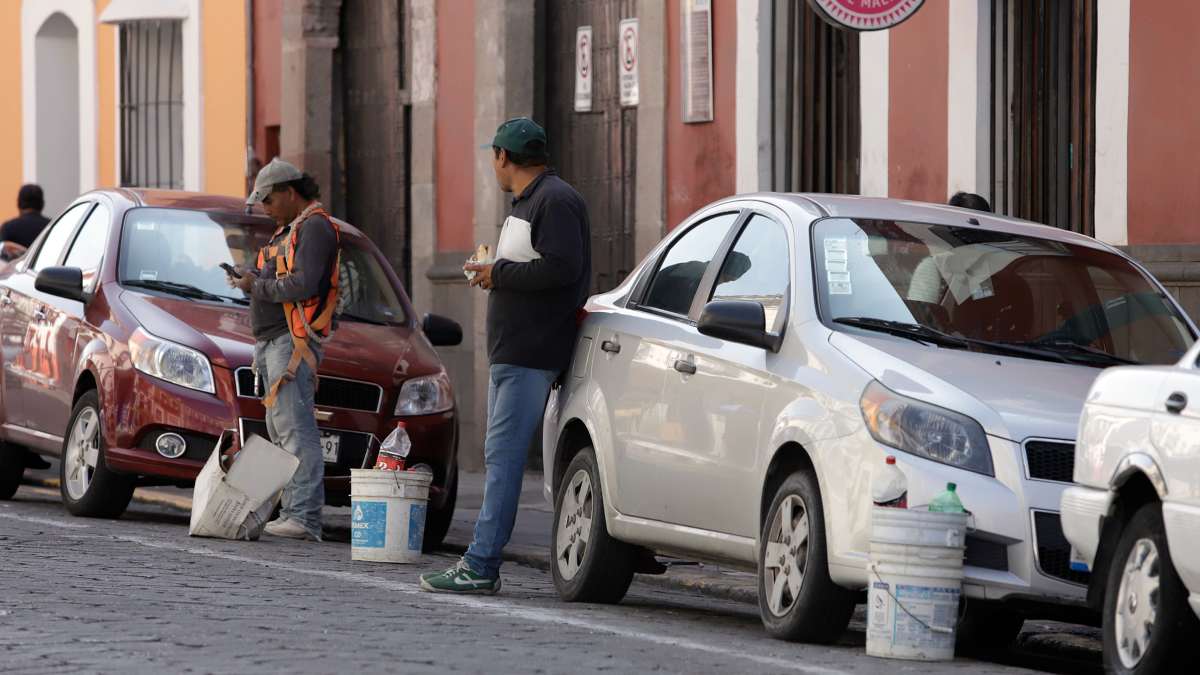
[486,117,548,158]
[246,157,303,205]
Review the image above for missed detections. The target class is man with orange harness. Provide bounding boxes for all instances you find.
[230,158,341,542]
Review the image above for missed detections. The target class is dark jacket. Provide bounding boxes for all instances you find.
[488,170,591,373]
[250,213,339,341]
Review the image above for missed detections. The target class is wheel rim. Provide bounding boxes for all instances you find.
[555,468,594,582]
[763,494,809,617]
[1115,537,1161,669]
[64,407,100,501]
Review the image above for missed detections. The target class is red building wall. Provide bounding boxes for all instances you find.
[887,0,949,204]
[435,0,476,253]
[665,0,737,230]
[1128,1,1200,245]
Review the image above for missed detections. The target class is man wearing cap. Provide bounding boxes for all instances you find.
[228,158,341,542]
[420,117,591,594]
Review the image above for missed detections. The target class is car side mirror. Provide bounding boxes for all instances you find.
[697,300,781,352]
[422,312,463,347]
[35,266,85,303]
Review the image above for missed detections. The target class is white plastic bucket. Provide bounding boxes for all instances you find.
[350,469,433,563]
[866,507,968,661]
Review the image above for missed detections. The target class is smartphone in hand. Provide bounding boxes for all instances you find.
[220,263,242,279]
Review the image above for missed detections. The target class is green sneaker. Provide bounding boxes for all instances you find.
[419,559,502,595]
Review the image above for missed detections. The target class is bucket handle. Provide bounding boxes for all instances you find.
[868,562,956,635]
[900,505,978,534]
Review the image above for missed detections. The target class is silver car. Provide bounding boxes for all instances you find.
[542,194,1196,645]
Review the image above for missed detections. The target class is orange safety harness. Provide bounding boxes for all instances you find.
[255,202,341,408]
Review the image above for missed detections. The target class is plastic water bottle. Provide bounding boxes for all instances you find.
[872,455,908,508]
[375,422,411,471]
[929,482,966,513]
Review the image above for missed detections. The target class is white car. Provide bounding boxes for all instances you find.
[543,194,1196,647]
[1061,340,1200,673]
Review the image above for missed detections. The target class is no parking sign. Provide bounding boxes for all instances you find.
[618,18,639,107]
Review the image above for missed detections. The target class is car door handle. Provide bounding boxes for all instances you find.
[1166,392,1188,415]
[673,359,696,375]
[601,340,621,354]
[32,308,47,322]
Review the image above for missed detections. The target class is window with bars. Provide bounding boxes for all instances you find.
[119,20,184,190]
[990,0,1097,235]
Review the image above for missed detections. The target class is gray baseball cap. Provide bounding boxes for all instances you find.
[246,157,303,205]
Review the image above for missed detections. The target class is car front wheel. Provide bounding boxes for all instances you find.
[551,447,636,603]
[759,469,856,643]
[60,391,134,519]
[1102,502,1199,674]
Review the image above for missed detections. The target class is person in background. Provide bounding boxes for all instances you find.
[948,191,992,213]
[1,184,51,261]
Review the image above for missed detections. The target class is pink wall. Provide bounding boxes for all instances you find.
[665,0,737,230]
[435,0,476,253]
[253,0,282,171]
[887,0,949,204]
[1128,1,1200,244]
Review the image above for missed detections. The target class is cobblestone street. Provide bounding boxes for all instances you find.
[0,482,1104,675]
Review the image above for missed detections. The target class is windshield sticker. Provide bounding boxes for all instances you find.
[136,221,158,231]
[970,277,995,300]
[827,270,852,295]
[825,259,848,274]
[139,270,159,281]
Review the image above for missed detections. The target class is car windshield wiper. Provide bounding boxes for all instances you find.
[833,317,1073,364]
[123,279,244,305]
[1006,339,1138,367]
[339,312,395,327]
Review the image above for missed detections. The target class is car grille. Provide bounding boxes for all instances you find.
[1025,440,1076,483]
[964,535,1008,571]
[239,419,374,476]
[1033,510,1090,585]
[235,367,383,413]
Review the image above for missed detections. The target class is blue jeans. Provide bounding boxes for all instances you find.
[464,364,558,578]
[254,333,324,538]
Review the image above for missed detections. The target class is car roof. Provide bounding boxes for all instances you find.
[725,192,1117,254]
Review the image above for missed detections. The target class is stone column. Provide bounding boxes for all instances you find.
[280,0,340,190]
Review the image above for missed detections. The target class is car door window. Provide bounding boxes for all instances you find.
[62,203,110,289]
[711,214,790,331]
[642,213,738,317]
[32,203,90,272]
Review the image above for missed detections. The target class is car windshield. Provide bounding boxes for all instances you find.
[813,218,1194,366]
[118,208,407,325]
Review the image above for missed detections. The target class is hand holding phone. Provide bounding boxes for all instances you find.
[220,263,242,279]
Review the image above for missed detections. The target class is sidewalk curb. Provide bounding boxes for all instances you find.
[26,477,759,607]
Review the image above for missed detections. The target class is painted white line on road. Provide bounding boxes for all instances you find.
[2,511,850,675]
[0,512,91,529]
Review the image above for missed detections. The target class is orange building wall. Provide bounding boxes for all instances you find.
[202,0,248,198]
[1128,1,1200,244]
[665,0,737,230]
[96,0,116,188]
[0,2,22,218]
[435,0,475,253]
[887,0,949,204]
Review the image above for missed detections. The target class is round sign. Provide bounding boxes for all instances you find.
[579,34,590,78]
[622,26,636,72]
[808,0,925,31]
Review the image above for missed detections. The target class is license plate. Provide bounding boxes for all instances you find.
[321,433,341,464]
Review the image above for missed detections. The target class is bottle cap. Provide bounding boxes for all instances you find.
[885,456,896,465]
[396,421,407,429]
[947,482,957,491]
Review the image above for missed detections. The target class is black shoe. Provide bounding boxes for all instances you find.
[24,452,51,470]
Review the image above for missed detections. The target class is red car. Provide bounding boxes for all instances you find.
[0,189,462,548]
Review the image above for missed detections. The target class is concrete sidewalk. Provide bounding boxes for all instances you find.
[24,467,758,605]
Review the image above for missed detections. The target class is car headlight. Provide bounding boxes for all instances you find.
[394,371,454,416]
[129,328,215,394]
[859,380,993,476]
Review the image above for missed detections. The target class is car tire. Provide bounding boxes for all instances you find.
[758,469,856,644]
[423,465,457,553]
[0,443,24,500]
[1102,502,1200,674]
[955,602,1024,654]
[551,447,636,604]
[59,391,134,519]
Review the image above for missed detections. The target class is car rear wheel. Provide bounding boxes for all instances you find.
[1102,502,1199,674]
[0,442,24,500]
[60,391,134,519]
[758,469,856,644]
[551,447,636,603]
[422,465,457,553]
[955,602,1025,654]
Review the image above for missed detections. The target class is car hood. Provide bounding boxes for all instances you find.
[118,290,443,385]
[829,330,1101,442]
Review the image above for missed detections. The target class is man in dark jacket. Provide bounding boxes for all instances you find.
[421,117,590,594]
[1,184,51,261]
